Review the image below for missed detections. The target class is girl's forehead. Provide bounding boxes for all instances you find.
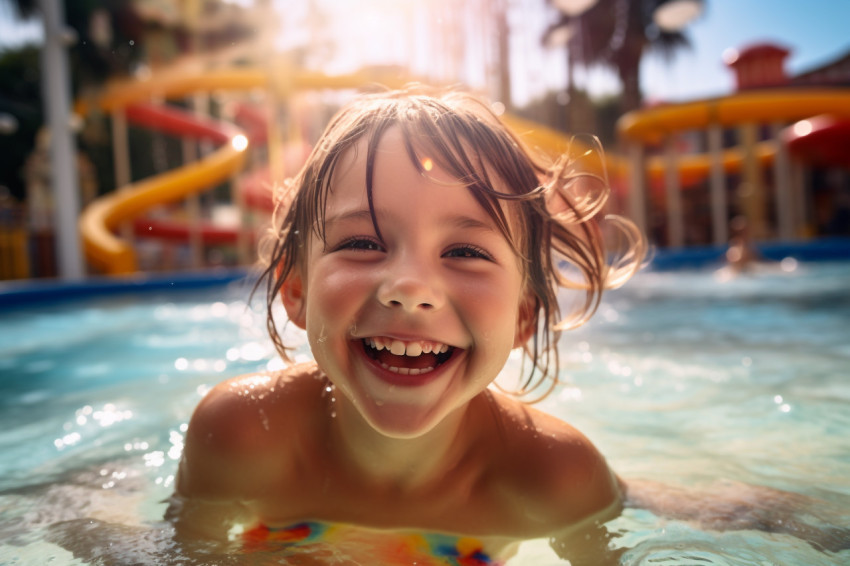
[331,125,503,193]
[328,127,463,208]
[321,126,524,246]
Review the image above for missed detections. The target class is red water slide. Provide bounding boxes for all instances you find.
[784,115,850,170]
[125,102,254,245]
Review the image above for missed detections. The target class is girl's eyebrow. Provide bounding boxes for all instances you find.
[324,209,373,227]
[325,208,498,234]
[448,215,499,234]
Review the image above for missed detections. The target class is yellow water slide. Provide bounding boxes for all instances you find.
[617,87,850,245]
[79,103,248,274]
[81,60,850,275]
[618,88,850,188]
[78,67,585,275]
[78,68,380,275]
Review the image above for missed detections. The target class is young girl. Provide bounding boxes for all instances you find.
[168,87,843,564]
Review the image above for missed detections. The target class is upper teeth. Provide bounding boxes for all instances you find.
[366,337,449,356]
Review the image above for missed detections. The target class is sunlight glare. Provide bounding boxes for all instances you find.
[793,120,813,137]
[232,134,249,151]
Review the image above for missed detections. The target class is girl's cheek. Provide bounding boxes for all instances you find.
[312,267,371,310]
[456,274,517,309]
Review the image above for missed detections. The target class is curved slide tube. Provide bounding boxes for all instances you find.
[83,67,850,274]
[504,111,777,192]
[618,88,850,189]
[619,89,850,141]
[132,217,248,246]
[79,67,591,276]
[784,115,850,169]
[79,103,248,274]
[77,68,415,275]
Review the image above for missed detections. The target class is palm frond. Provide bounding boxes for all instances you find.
[647,30,692,63]
[3,0,37,18]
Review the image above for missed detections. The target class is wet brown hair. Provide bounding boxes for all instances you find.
[256,85,644,400]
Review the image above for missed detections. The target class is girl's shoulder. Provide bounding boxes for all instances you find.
[483,393,623,534]
[177,363,326,499]
[190,362,326,442]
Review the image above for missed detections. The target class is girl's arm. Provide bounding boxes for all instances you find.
[166,372,295,541]
[621,478,850,553]
[548,499,627,566]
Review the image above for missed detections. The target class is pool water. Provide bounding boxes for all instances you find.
[1,263,849,565]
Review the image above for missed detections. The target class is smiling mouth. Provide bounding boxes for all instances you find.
[361,337,457,375]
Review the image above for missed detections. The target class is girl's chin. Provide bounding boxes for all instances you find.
[347,363,464,438]
[322,341,485,437]
[358,404,447,439]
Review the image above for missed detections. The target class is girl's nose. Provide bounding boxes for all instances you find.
[376,259,445,312]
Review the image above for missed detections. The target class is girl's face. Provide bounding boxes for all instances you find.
[284,127,531,438]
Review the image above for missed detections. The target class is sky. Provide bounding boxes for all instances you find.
[2,0,849,107]
[638,0,850,103]
[0,3,41,48]
[510,0,850,105]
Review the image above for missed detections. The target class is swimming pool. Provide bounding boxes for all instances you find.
[1,259,848,564]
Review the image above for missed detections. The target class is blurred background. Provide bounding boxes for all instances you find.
[1,0,848,281]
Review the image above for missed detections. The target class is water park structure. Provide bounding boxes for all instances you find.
[75,60,595,275]
[615,43,850,250]
[3,0,849,281]
[619,86,850,247]
[70,39,850,276]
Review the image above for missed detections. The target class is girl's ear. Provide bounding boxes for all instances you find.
[514,294,538,348]
[280,270,307,330]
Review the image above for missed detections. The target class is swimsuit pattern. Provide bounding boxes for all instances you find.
[242,521,500,565]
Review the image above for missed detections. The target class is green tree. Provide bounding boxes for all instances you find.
[0,45,40,200]
[2,0,35,18]
[2,0,144,89]
[0,0,145,199]
[544,0,693,113]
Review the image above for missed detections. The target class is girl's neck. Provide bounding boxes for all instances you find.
[325,394,480,492]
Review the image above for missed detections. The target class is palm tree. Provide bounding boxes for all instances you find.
[544,0,694,114]
[1,0,35,17]
[1,0,145,87]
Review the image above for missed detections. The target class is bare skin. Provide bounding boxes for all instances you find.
[172,363,622,563]
[172,128,628,562]
[169,125,848,564]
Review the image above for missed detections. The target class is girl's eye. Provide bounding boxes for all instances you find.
[444,245,493,261]
[336,237,384,252]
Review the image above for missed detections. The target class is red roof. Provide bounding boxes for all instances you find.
[725,43,791,67]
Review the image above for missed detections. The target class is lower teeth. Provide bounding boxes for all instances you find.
[380,363,434,375]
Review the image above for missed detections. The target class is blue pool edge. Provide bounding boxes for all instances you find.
[646,237,850,270]
[0,267,255,309]
[2,238,849,309]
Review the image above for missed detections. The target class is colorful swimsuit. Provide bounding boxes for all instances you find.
[242,521,503,565]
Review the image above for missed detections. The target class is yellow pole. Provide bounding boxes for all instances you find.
[738,123,767,239]
[627,143,647,237]
[664,136,684,247]
[707,123,727,245]
[771,122,793,241]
